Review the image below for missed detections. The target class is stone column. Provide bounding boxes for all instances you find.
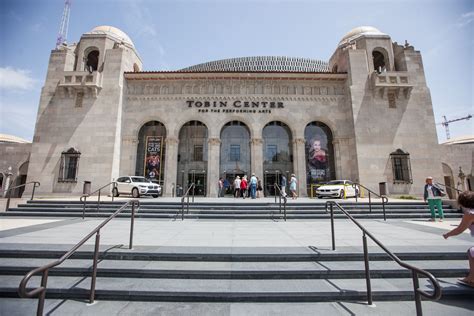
[250,138,264,182]
[293,138,307,197]
[121,136,138,177]
[163,137,179,197]
[332,138,342,180]
[207,137,221,197]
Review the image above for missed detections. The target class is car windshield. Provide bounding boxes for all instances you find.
[326,180,345,185]
[131,177,149,183]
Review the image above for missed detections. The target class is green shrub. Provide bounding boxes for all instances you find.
[398,195,418,200]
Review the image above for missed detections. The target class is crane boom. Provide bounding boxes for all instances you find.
[441,114,472,139]
[56,0,72,48]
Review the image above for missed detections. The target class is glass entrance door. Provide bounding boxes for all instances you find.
[188,170,207,196]
[264,170,282,196]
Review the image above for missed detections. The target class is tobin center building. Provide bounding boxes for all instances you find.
[24,25,473,197]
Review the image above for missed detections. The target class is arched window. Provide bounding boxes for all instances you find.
[372,50,387,73]
[390,149,412,183]
[85,50,99,73]
[177,121,208,196]
[262,121,293,196]
[220,121,251,187]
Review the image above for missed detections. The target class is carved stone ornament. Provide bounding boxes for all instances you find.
[208,138,221,146]
[250,138,264,145]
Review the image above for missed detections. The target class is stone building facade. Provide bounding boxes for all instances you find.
[22,25,473,197]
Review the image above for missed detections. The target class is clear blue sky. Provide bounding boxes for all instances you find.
[0,0,472,142]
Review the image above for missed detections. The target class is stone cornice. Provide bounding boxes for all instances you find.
[126,95,344,103]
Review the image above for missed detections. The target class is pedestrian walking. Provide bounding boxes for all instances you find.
[443,190,474,288]
[290,174,298,199]
[241,175,248,199]
[218,177,224,197]
[423,176,445,221]
[249,173,258,199]
[233,176,241,198]
[280,175,287,197]
[257,178,263,198]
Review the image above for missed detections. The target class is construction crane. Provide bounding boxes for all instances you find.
[56,0,72,48]
[441,114,472,139]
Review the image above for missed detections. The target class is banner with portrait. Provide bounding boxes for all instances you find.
[144,136,163,182]
[306,131,330,183]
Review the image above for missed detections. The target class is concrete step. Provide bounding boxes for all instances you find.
[0,275,472,302]
[0,258,467,279]
[0,249,467,262]
[0,212,462,220]
[2,297,473,316]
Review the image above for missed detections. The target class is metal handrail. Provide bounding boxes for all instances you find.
[325,201,442,315]
[4,181,40,212]
[353,182,389,221]
[435,182,462,194]
[273,183,287,221]
[80,181,117,219]
[18,199,140,316]
[180,183,195,220]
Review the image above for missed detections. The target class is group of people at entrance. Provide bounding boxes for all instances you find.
[218,173,298,199]
[226,174,260,199]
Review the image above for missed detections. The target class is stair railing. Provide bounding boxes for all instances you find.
[4,181,40,212]
[325,201,442,316]
[352,182,389,221]
[273,183,287,221]
[435,182,462,195]
[80,181,117,219]
[18,199,140,316]
[180,183,195,220]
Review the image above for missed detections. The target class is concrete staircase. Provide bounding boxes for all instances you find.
[1,200,462,220]
[0,246,472,314]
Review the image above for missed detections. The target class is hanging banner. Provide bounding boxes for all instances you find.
[144,136,163,182]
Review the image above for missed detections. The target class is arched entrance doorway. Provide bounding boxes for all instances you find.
[442,163,455,199]
[262,121,293,196]
[177,121,208,196]
[220,121,251,195]
[136,121,167,185]
[304,122,335,196]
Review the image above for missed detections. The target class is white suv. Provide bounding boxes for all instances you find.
[113,176,161,198]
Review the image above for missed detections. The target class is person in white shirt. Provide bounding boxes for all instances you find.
[233,176,241,198]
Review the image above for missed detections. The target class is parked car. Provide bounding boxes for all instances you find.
[315,180,359,198]
[113,176,161,198]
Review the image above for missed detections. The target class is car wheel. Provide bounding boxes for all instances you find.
[152,194,159,198]
[112,187,119,197]
[339,189,345,199]
[132,188,140,198]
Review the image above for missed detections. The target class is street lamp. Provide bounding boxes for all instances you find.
[458,167,466,191]
[3,166,13,198]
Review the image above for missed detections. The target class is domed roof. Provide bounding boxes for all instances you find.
[339,26,388,46]
[87,26,134,46]
[0,134,30,144]
[180,56,329,73]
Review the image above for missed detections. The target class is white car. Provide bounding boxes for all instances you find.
[315,180,359,199]
[113,176,161,198]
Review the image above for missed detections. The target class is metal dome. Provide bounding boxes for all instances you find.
[179,56,329,72]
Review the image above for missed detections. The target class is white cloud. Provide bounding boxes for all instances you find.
[0,67,37,91]
[457,11,474,28]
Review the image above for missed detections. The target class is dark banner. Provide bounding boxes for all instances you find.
[144,136,163,182]
[307,134,329,183]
